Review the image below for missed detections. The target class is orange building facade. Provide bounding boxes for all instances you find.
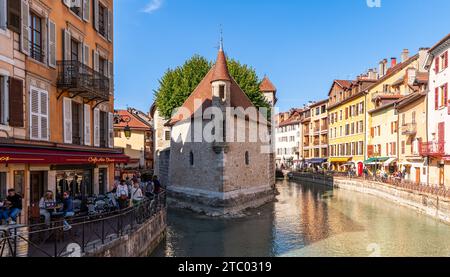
[0,0,127,223]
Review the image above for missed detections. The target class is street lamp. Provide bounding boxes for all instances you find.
[114,113,132,140]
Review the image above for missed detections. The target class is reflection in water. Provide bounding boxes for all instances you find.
[153,180,450,257]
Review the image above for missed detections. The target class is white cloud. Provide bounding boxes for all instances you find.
[143,0,164,14]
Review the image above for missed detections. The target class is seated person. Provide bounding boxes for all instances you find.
[39,191,56,225]
[56,191,75,231]
[1,189,23,225]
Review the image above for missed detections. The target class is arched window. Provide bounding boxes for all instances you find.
[190,151,194,166]
[245,151,249,165]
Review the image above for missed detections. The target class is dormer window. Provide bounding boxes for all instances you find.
[219,85,225,100]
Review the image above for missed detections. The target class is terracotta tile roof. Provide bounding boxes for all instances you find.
[259,76,277,92]
[115,110,151,130]
[429,33,450,53]
[211,49,231,82]
[335,80,352,89]
[168,50,255,126]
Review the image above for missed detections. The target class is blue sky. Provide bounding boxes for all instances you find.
[114,0,450,113]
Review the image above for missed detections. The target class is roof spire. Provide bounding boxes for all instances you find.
[219,25,224,51]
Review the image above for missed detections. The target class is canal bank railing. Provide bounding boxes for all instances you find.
[0,192,166,257]
[291,171,450,199]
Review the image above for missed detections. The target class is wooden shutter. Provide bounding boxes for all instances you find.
[445,52,449,69]
[345,108,348,119]
[48,20,56,68]
[83,0,90,22]
[435,87,439,110]
[93,50,99,71]
[435,57,440,73]
[62,0,70,7]
[367,145,374,158]
[438,122,445,143]
[30,88,40,139]
[7,0,21,33]
[84,104,91,145]
[108,112,113,148]
[29,87,48,140]
[83,43,89,65]
[63,29,71,61]
[370,127,374,138]
[93,108,100,147]
[20,0,30,56]
[63,97,72,144]
[40,91,48,140]
[93,0,99,31]
[107,9,112,42]
[0,0,6,30]
[8,77,24,127]
[445,83,448,107]
[108,60,113,93]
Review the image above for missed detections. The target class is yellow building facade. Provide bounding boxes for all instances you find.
[328,79,373,171]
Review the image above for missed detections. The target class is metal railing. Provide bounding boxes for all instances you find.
[292,171,450,199]
[57,60,110,101]
[401,123,417,136]
[0,192,166,257]
[420,141,445,156]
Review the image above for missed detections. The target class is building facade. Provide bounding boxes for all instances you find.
[275,109,301,169]
[424,35,450,187]
[114,108,153,179]
[259,76,277,107]
[149,103,171,184]
[305,99,328,166]
[327,78,375,172]
[365,49,428,177]
[0,0,126,223]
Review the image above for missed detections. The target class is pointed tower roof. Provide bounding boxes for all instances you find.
[211,49,231,82]
[168,48,255,126]
[259,76,277,92]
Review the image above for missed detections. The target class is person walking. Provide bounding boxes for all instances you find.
[130,180,143,206]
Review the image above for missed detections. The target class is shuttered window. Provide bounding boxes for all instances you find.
[63,97,72,144]
[0,75,8,125]
[84,104,91,145]
[47,20,56,68]
[6,0,20,33]
[83,0,90,22]
[8,77,24,127]
[108,112,114,148]
[30,86,49,141]
[93,108,100,147]
[20,0,30,55]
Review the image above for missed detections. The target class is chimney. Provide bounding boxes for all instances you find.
[418,47,430,72]
[391,57,397,68]
[379,60,386,77]
[368,68,378,80]
[407,68,416,86]
[401,49,409,62]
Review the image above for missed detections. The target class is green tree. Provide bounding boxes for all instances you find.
[154,55,270,118]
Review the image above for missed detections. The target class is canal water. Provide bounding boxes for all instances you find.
[152,180,450,257]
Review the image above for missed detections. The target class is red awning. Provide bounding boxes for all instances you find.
[0,146,130,165]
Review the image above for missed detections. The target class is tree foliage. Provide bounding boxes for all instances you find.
[154,55,271,119]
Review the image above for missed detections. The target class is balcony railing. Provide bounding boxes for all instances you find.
[57,60,110,101]
[420,141,445,157]
[401,123,417,136]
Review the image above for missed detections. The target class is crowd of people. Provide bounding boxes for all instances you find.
[0,175,163,231]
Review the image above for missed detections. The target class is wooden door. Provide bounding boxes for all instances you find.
[30,172,44,206]
[415,168,421,184]
[439,167,445,187]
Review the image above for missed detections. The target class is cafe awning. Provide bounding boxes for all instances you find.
[383,157,398,166]
[329,157,352,163]
[306,158,328,164]
[364,157,389,165]
[0,146,130,165]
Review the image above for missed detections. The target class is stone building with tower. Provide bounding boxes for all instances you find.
[165,46,276,216]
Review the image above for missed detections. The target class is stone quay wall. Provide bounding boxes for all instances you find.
[291,172,450,225]
[84,209,167,257]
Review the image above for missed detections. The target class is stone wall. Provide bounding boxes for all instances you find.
[84,209,167,257]
[158,149,170,187]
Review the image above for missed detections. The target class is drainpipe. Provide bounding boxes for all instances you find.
[426,88,430,186]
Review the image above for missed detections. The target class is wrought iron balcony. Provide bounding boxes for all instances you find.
[401,123,417,136]
[420,141,445,157]
[57,60,110,101]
